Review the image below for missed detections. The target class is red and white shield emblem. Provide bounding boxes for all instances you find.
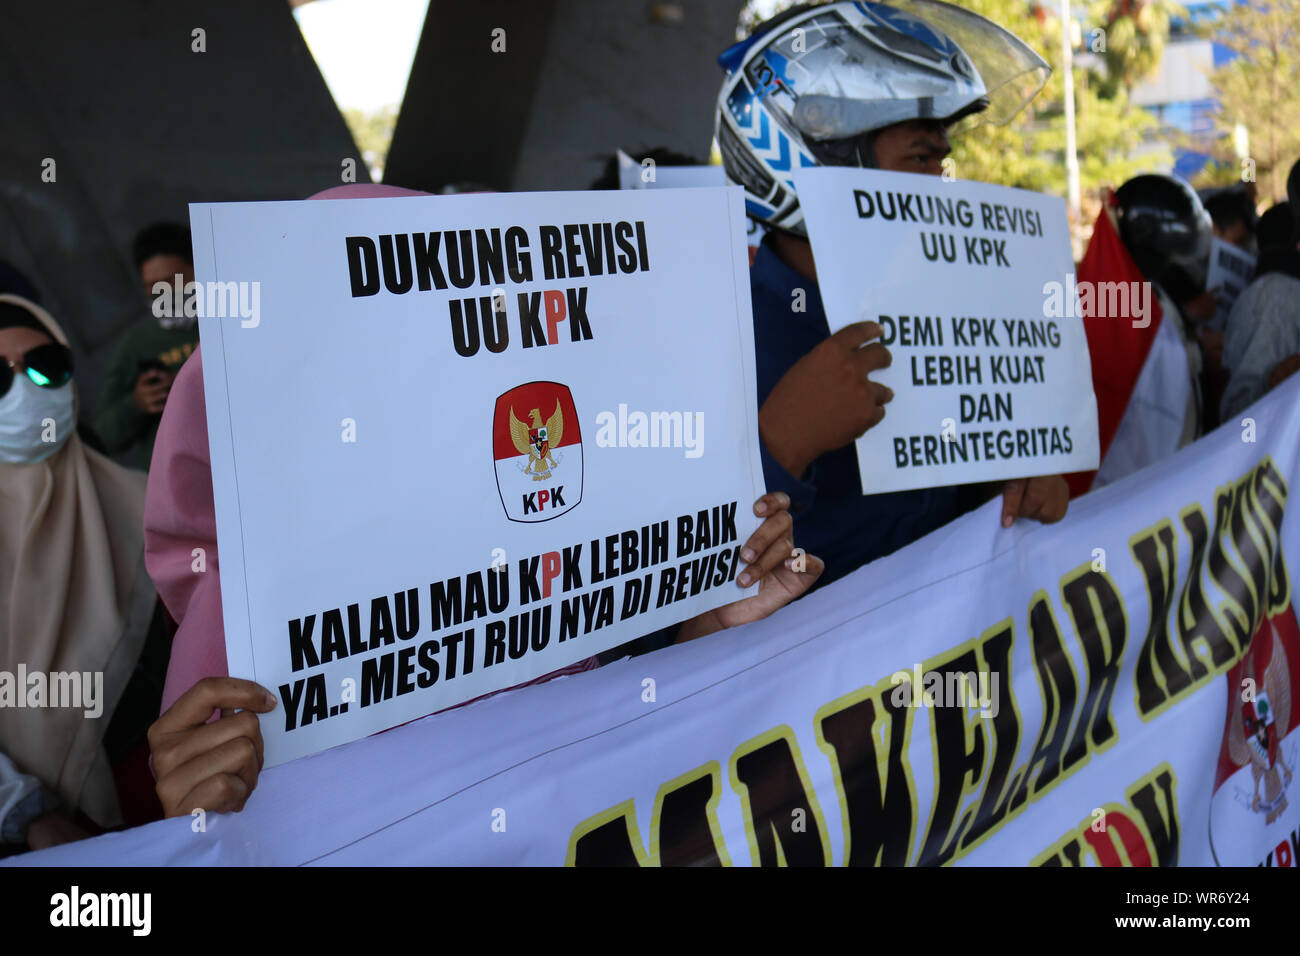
[1209,607,1300,864]
[493,381,583,522]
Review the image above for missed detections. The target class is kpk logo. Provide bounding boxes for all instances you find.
[1209,594,1300,866]
[1225,622,1295,825]
[494,381,583,522]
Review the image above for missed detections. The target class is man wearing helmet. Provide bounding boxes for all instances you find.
[1099,172,1214,481]
[716,0,1069,588]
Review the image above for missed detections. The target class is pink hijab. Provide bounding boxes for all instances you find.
[147,185,426,713]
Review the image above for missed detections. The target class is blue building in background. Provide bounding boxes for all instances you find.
[1129,0,1238,180]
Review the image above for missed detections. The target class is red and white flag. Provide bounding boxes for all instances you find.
[1065,192,1194,496]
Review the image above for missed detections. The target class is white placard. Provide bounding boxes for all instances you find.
[1205,236,1256,333]
[793,168,1100,494]
[614,153,766,253]
[616,149,727,190]
[190,187,764,765]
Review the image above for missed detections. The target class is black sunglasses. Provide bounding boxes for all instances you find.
[0,343,74,398]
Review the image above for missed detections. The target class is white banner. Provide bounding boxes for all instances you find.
[16,377,1300,867]
[188,188,764,765]
[793,168,1100,494]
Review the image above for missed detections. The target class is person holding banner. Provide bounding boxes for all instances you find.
[714,0,1069,588]
[141,184,824,819]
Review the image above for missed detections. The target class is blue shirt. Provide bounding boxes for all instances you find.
[752,236,963,588]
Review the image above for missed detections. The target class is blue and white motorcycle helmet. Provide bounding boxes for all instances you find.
[716,0,1051,236]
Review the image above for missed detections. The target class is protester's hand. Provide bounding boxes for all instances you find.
[26,810,91,851]
[1268,354,1300,390]
[733,492,795,589]
[759,321,894,478]
[675,492,824,643]
[1181,290,1218,324]
[149,677,277,818]
[1000,475,1069,528]
[132,369,174,414]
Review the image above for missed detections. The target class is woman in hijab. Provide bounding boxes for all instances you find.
[0,294,164,853]
[145,185,825,819]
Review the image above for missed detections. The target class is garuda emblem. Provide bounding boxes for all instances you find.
[1230,638,1295,824]
[509,403,563,481]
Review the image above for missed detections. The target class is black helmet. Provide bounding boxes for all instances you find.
[1115,174,1212,301]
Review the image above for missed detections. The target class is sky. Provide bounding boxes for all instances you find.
[294,0,430,112]
[297,0,773,113]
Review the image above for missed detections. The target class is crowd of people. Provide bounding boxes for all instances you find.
[2,0,1299,857]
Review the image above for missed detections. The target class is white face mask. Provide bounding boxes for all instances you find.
[0,372,76,464]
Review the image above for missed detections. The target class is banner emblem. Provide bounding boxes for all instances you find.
[1210,600,1300,865]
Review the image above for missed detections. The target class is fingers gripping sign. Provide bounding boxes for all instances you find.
[759,321,895,479]
[738,491,794,587]
[676,492,825,643]
[148,677,278,818]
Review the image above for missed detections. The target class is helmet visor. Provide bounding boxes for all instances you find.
[765,1,1047,142]
[895,0,1051,129]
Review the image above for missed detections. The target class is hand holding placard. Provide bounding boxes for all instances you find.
[150,677,277,818]
[759,321,895,479]
[676,491,824,643]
